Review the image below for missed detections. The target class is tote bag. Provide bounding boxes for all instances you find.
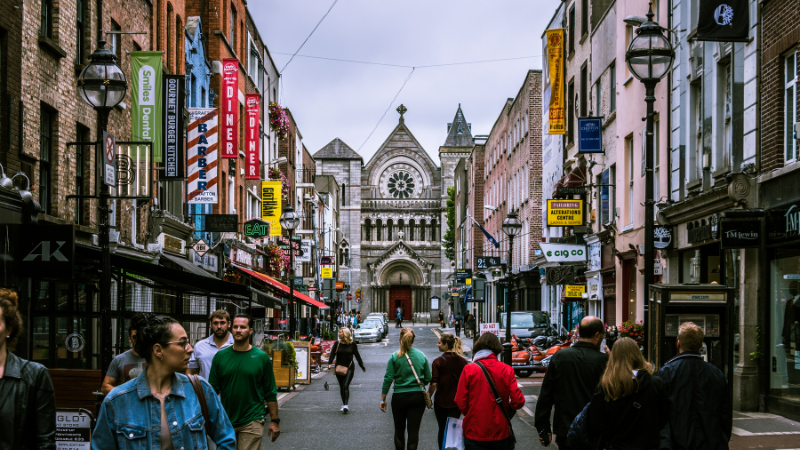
[442,417,464,450]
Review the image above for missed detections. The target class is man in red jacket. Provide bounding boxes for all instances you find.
[455,332,525,449]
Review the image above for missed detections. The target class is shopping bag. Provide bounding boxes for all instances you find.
[442,416,464,450]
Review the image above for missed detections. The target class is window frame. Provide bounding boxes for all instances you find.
[76,0,85,64]
[230,7,237,52]
[610,62,616,112]
[785,50,798,164]
[568,5,576,54]
[40,0,53,38]
[40,108,53,215]
[626,136,634,226]
[567,80,575,144]
[110,20,122,61]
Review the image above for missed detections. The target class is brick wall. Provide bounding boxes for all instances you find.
[0,0,23,176]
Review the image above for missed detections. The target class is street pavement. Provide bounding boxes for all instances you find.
[267,326,800,450]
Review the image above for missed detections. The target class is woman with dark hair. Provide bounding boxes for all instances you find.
[381,328,431,450]
[328,327,365,413]
[428,333,467,450]
[92,315,236,449]
[0,288,56,450]
[456,332,525,450]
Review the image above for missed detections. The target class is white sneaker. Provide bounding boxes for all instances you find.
[340,405,345,412]
[343,405,349,414]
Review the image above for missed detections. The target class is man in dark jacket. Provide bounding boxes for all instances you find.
[656,322,732,450]
[535,316,609,449]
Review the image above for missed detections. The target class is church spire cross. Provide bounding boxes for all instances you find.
[397,104,407,123]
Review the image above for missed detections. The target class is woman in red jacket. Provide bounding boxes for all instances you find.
[455,332,525,449]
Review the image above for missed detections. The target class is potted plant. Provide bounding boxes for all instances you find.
[618,320,645,350]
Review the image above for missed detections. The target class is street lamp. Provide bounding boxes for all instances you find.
[625,3,674,351]
[501,209,522,366]
[77,39,127,376]
[280,206,300,338]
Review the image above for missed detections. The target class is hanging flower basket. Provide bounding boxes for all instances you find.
[269,102,290,140]
[618,320,645,349]
[264,243,290,277]
[268,167,290,202]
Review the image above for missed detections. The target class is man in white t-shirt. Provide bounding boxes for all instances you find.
[188,309,234,380]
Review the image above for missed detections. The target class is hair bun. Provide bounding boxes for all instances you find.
[0,288,19,307]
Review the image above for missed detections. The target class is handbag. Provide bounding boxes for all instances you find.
[474,361,516,449]
[335,364,349,376]
[567,402,604,450]
[188,374,212,440]
[404,353,433,409]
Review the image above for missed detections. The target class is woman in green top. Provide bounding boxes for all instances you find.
[380,328,431,450]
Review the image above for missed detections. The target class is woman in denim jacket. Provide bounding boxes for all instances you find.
[92,315,236,449]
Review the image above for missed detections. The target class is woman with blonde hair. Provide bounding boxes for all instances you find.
[583,337,670,450]
[380,328,431,450]
[429,333,468,450]
[328,327,365,413]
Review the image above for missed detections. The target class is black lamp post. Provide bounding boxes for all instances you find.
[77,39,127,375]
[624,3,674,345]
[501,209,522,366]
[280,206,300,339]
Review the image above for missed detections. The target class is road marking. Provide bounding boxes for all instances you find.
[524,395,538,403]
[522,405,535,418]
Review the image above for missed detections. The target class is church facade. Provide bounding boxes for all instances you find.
[313,105,474,318]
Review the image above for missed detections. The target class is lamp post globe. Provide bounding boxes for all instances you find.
[502,209,523,238]
[501,209,522,366]
[280,206,300,231]
[77,40,128,116]
[281,207,300,338]
[624,5,674,84]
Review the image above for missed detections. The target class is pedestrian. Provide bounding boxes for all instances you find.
[428,333,468,450]
[187,309,234,381]
[313,315,321,338]
[438,310,444,327]
[449,312,455,328]
[380,328,431,450]
[534,316,609,449]
[582,337,670,449]
[357,312,362,324]
[328,328,366,413]
[0,288,56,450]
[92,315,236,449]
[455,332,525,450]
[209,314,281,449]
[101,312,149,395]
[656,322,732,450]
[396,307,403,329]
[455,316,462,337]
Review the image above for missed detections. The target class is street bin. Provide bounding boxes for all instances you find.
[647,284,734,388]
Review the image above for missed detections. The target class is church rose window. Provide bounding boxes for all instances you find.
[388,171,415,198]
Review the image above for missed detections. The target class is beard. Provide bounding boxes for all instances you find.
[214,328,228,338]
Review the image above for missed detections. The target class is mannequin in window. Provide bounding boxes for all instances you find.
[782,280,800,353]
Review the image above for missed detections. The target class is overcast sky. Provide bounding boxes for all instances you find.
[251,0,561,164]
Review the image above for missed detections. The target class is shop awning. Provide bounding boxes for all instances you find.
[551,175,566,197]
[564,164,588,187]
[233,264,329,309]
[160,252,215,278]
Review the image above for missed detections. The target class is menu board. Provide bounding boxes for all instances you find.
[56,410,92,450]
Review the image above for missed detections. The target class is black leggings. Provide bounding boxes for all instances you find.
[390,391,426,450]
[434,402,461,450]
[335,366,354,405]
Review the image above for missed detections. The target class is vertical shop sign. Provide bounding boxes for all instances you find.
[131,52,163,161]
[546,29,565,135]
[245,94,261,179]
[220,58,239,159]
[163,75,185,179]
[261,180,282,236]
[187,108,218,204]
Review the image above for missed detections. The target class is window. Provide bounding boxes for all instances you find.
[165,9,172,69]
[580,63,588,117]
[568,5,575,54]
[610,62,616,112]
[76,0,85,64]
[785,51,797,164]
[110,20,121,61]
[581,0,588,36]
[249,44,260,81]
[626,136,634,226]
[601,169,610,224]
[201,87,206,108]
[595,82,601,116]
[625,26,633,78]
[189,74,195,107]
[230,7,237,52]
[610,164,616,222]
[690,81,703,181]
[40,0,53,38]
[342,183,346,206]
[75,125,89,224]
[568,80,575,144]
[40,108,53,215]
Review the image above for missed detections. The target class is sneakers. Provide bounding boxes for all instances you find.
[343,405,349,414]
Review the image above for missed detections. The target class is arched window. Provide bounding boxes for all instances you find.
[387,219,394,242]
[430,219,437,242]
[419,219,426,241]
[409,219,416,241]
[364,219,372,241]
[376,219,383,241]
[398,219,405,239]
[340,243,349,266]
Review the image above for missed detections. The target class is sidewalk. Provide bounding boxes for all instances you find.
[729,411,800,450]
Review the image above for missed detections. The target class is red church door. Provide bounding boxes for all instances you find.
[390,285,412,320]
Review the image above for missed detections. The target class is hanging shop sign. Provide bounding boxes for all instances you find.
[102,132,116,186]
[205,214,238,232]
[16,225,75,277]
[556,186,587,196]
[540,243,587,263]
[546,29,565,135]
[320,256,333,265]
[245,93,261,179]
[578,117,603,153]
[697,0,750,42]
[243,218,270,239]
[336,282,345,290]
[220,58,239,159]
[192,239,210,257]
[260,181,282,236]
[230,246,254,268]
[588,242,601,272]
[545,265,575,285]
[476,256,504,270]
[720,217,762,249]
[565,285,586,298]
[187,108,218,204]
[547,200,584,226]
[56,409,92,450]
[131,52,163,162]
[158,233,186,255]
[687,214,720,244]
[653,225,673,249]
[321,267,333,278]
[297,239,313,263]
[163,75,185,179]
[456,269,473,285]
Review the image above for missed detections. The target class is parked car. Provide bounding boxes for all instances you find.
[367,313,389,337]
[499,311,552,341]
[354,320,383,343]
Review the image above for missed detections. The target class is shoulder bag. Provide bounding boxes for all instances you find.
[404,353,433,409]
[333,342,350,376]
[188,374,212,440]
[475,361,516,449]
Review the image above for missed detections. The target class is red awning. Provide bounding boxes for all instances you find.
[551,175,566,197]
[233,264,329,309]
[564,164,588,187]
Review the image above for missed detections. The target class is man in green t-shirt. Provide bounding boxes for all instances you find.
[210,314,280,450]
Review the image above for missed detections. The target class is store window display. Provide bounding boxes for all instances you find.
[770,248,800,402]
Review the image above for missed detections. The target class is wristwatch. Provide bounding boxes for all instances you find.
[271,418,281,424]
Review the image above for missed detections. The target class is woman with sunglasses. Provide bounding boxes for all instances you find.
[92,315,236,449]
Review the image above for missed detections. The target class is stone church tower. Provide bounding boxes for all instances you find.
[313,105,473,318]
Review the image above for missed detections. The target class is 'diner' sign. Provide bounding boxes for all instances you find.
[547,199,584,226]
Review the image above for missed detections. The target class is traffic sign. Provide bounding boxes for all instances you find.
[356,298,361,303]
[346,293,352,300]
[103,132,116,186]
[193,239,209,257]
[355,288,362,299]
